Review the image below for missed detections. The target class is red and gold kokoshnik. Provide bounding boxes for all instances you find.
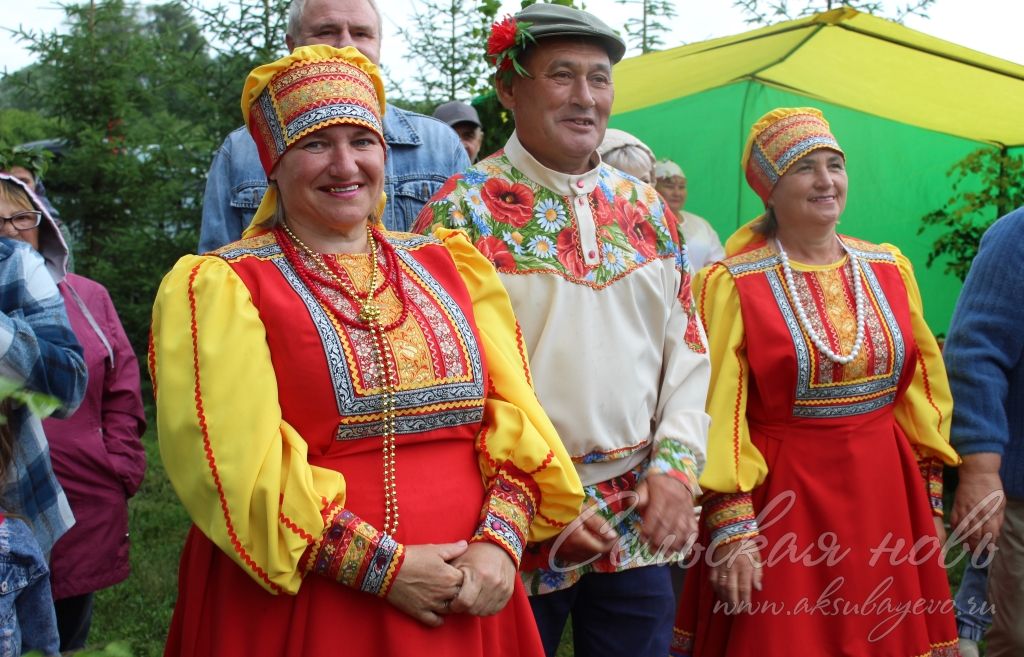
[741,107,845,205]
[244,45,386,176]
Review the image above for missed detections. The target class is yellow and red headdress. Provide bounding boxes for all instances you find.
[242,44,386,176]
[240,45,387,234]
[740,107,844,205]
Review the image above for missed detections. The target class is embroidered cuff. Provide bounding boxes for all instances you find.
[471,469,538,568]
[703,491,758,547]
[919,457,945,517]
[649,439,701,497]
[301,505,405,597]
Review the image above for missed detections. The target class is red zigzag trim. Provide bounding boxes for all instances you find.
[188,263,284,594]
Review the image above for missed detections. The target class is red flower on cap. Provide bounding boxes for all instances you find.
[487,15,535,83]
[482,178,535,227]
[487,16,519,57]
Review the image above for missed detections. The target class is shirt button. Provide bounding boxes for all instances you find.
[577,197,585,204]
[576,180,584,188]
[588,250,597,259]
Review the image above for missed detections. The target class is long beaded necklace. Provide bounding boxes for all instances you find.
[775,236,866,366]
[277,222,402,536]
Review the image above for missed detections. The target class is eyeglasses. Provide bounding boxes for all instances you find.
[0,211,42,231]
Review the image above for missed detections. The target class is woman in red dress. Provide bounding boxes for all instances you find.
[150,45,582,657]
[671,108,960,657]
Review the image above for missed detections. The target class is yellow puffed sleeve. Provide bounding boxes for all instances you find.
[886,245,959,466]
[434,228,583,553]
[694,263,770,494]
[150,255,345,594]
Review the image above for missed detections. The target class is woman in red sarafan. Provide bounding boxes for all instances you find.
[150,45,581,657]
[671,108,960,657]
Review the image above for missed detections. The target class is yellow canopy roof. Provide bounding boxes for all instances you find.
[612,8,1024,148]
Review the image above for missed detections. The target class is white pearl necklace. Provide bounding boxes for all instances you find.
[775,237,866,365]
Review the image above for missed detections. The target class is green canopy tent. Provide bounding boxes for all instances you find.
[609,7,1024,331]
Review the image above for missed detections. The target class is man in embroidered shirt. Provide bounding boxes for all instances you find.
[197,0,470,252]
[413,4,711,655]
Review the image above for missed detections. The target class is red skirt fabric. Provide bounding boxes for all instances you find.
[163,436,546,657]
[673,411,958,657]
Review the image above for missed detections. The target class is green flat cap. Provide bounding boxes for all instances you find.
[514,3,626,64]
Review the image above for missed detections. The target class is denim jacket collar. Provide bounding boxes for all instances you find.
[382,106,422,147]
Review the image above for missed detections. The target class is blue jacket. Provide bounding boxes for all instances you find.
[0,515,60,656]
[197,106,470,252]
[945,207,1024,499]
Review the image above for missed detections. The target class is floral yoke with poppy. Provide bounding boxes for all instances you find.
[414,153,706,354]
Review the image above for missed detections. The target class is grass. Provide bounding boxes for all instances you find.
[78,418,975,657]
[87,425,190,657]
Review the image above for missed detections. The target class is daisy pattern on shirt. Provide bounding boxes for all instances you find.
[503,230,525,255]
[450,207,469,227]
[602,244,628,275]
[528,235,556,259]
[534,198,567,231]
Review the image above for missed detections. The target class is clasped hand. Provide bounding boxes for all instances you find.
[552,472,698,563]
[386,540,516,626]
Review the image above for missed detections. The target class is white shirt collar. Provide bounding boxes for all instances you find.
[503,131,603,197]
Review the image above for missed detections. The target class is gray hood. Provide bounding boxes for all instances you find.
[0,172,69,283]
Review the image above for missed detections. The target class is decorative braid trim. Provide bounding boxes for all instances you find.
[923,639,960,657]
[703,491,759,547]
[669,627,694,657]
[187,264,282,593]
[471,468,538,567]
[302,506,405,598]
[919,457,945,517]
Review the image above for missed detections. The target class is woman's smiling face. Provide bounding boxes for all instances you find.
[271,123,385,237]
[769,149,848,230]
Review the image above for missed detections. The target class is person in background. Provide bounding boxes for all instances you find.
[655,159,724,271]
[0,167,148,651]
[415,5,711,656]
[598,127,656,183]
[672,108,959,657]
[1,145,63,225]
[0,174,84,558]
[152,45,581,656]
[945,206,1024,657]
[0,419,61,656]
[0,243,65,657]
[433,101,485,163]
[197,0,470,252]
[0,174,88,656]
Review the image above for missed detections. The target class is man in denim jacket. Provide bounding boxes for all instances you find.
[197,0,470,252]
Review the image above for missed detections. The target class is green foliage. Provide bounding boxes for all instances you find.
[918,147,1024,281]
[616,0,677,54]
[88,423,191,657]
[0,109,58,146]
[5,0,223,355]
[473,91,515,159]
[179,0,289,140]
[25,642,134,657]
[0,141,55,180]
[0,378,61,420]
[397,0,501,102]
[733,0,936,24]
